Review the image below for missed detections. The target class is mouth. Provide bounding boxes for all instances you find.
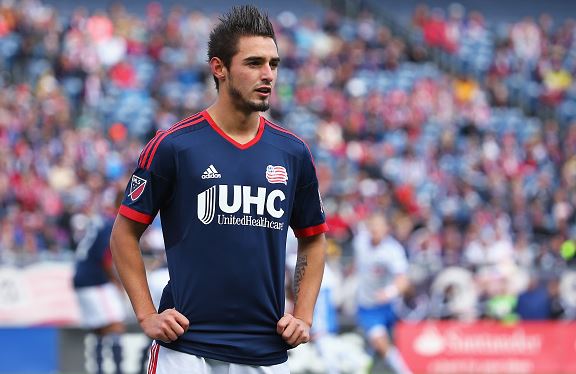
[255,87,272,96]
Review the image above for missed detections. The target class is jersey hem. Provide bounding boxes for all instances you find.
[293,222,329,238]
[156,342,288,366]
[118,205,153,224]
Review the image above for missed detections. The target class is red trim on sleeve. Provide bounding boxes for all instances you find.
[118,205,154,224]
[293,222,329,238]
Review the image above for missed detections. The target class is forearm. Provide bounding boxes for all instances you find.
[110,215,156,322]
[394,274,409,294]
[104,265,123,290]
[292,233,326,327]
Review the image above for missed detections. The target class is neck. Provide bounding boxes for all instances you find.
[206,99,261,144]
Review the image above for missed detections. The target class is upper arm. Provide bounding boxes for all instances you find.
[297,233,326,251]
[111,214,149,244]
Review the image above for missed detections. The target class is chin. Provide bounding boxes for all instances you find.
[249,101,270,112]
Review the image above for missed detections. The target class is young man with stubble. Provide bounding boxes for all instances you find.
[110,5,328,373]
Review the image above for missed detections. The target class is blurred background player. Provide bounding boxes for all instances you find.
[353,212,412,374]
[73,189,127,374]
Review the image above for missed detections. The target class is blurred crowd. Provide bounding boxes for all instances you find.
[1,0,576,335]
[411,3,576,118]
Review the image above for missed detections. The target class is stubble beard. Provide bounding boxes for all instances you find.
[228,82,270,113]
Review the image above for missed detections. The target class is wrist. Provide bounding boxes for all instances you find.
[293,313,313,328]
[136,310,157,324]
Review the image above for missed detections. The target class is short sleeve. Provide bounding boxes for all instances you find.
[290,145,329,238]
[119,138,176,225]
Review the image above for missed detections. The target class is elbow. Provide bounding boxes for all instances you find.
[109,219,121,256]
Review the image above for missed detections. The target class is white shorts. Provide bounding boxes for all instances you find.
[75,283,127,328]
[147,341,290,374]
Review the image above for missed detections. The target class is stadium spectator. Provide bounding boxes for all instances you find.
[510,17,542,65]
[514,273,554,320]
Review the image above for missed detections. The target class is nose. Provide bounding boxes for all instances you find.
[261,64,274,83]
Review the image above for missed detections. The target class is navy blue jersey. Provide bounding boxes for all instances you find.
[119,111,328,365]
[73,217,114,288]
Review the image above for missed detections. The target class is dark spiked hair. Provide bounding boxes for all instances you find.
[207,5,277,90]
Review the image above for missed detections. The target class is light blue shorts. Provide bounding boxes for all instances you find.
[357,303,397,338]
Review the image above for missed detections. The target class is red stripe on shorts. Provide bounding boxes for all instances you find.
[148,342,160,374]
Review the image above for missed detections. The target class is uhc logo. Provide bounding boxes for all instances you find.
[197,185,285,225]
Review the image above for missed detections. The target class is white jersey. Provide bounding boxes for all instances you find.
[353,226,408,307]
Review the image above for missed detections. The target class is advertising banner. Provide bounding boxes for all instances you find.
[397,321,576,374]
[0,263,81,326]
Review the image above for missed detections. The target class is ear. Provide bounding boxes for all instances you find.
[209,57,227,83]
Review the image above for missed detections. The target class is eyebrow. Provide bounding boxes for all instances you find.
[244,56,281,64]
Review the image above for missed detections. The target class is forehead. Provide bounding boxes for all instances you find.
[368,214,387,227]
[234,36,279,60]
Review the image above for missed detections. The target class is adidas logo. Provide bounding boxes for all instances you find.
[201,165,222,179]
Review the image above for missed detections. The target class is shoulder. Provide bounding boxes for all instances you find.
[138,112,208,170]
[263,118,311,159]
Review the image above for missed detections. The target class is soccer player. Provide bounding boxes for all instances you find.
[110,5,328,374]
[353,212,412,374]
[73,191,126,374]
